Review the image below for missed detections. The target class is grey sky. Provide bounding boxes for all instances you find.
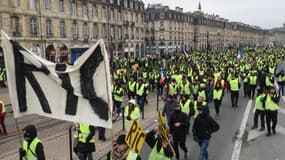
[144,0,285,29]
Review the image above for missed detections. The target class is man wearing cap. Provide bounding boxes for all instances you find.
[169,104,189,160]
[19,125,45,160]
[124,99,140,130]
[106,134,141,160]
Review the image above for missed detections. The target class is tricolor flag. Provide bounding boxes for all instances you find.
[237,50,243,59]
[159,69,166,84]
[1,31,112,128]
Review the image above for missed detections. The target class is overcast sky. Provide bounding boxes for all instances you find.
[144,0,285,29]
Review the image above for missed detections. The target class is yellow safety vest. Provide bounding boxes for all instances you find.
[213,89,223,100]
[265,95,279,111]
[169,84,177,96]
[136,84,145,96]
[114,87,124,102]
[230,79,239,91]
[79,123,95,143]
[193,101,207,119]
[124,106,140,128]
[23,138,41,160]
[255,94,265,111]
[128,81,136,92]
[149,141,171,160]
[127,150,139,160]
[180,82,191,95]
[249,76,257,85]
[179,99,191,114]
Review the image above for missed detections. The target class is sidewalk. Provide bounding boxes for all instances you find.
[0,89,164,160]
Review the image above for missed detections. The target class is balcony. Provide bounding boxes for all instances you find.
[160,27,164,31]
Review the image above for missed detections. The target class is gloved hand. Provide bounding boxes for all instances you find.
[19,148,26,158]
[126,116,131,121]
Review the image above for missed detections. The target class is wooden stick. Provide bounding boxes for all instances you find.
[14,118,25,160]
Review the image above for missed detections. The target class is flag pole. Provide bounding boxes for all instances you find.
[14,118,24,160]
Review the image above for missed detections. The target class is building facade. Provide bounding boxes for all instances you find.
[0,0,145,63]
[145,3,277,52]
[145,4,195,54]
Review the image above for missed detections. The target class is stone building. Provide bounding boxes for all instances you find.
[145,4,195,54]
[0,0,145,63]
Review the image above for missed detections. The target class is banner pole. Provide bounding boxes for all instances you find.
[68,126,73,160]
[14,118,24,160]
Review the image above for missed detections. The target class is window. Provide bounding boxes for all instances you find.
[30,18,37,36]
[11,16,20,36]
[93,23,97,38]
[102,7,106,19]
[118,27,122,40]
[110,9,114,20]
[71,0,77,16]
[45,0,51,10]
[83,23,89,39]
[151,13,155,20]
[46,20,52,37]
[118,10,121,21]
[11,0,19,7]
[102,24,107,39]
[110,26,114,39]
[110,0,113,4]
[160,21,164,28]
[29,0,35,9]
[82,3,88,17]
[59,0,64,12]
[60,21,65,37]
[72,21,78,39]
[92,4,97,17]
[160,12,164,19]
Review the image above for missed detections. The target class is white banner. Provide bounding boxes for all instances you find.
[1,31,112,128]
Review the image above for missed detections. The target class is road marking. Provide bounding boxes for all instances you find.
[231,100,253,160]
[247,129,265,141]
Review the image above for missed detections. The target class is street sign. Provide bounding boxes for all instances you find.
[125,120,146,153]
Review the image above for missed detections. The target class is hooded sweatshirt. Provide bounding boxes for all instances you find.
[23,125,45,160]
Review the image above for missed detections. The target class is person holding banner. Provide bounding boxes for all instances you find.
[19,125,45,160]
[146,125,174,160]
[124,99,140,130]
[106,134,141,160]
[169,104,189,160]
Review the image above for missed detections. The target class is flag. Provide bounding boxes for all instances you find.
[159,69,166,84]
[237,50,243,59]
[182,43,189,58]
[1,31,112,128]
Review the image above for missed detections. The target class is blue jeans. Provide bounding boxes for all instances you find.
[198,139,209,160]
[278,84,284,96]
[77,152,93,160]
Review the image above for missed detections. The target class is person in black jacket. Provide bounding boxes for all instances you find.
[19,125,45,160]
[169,104,189,160]
[192,106,220,160]
[145,125,174,159]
